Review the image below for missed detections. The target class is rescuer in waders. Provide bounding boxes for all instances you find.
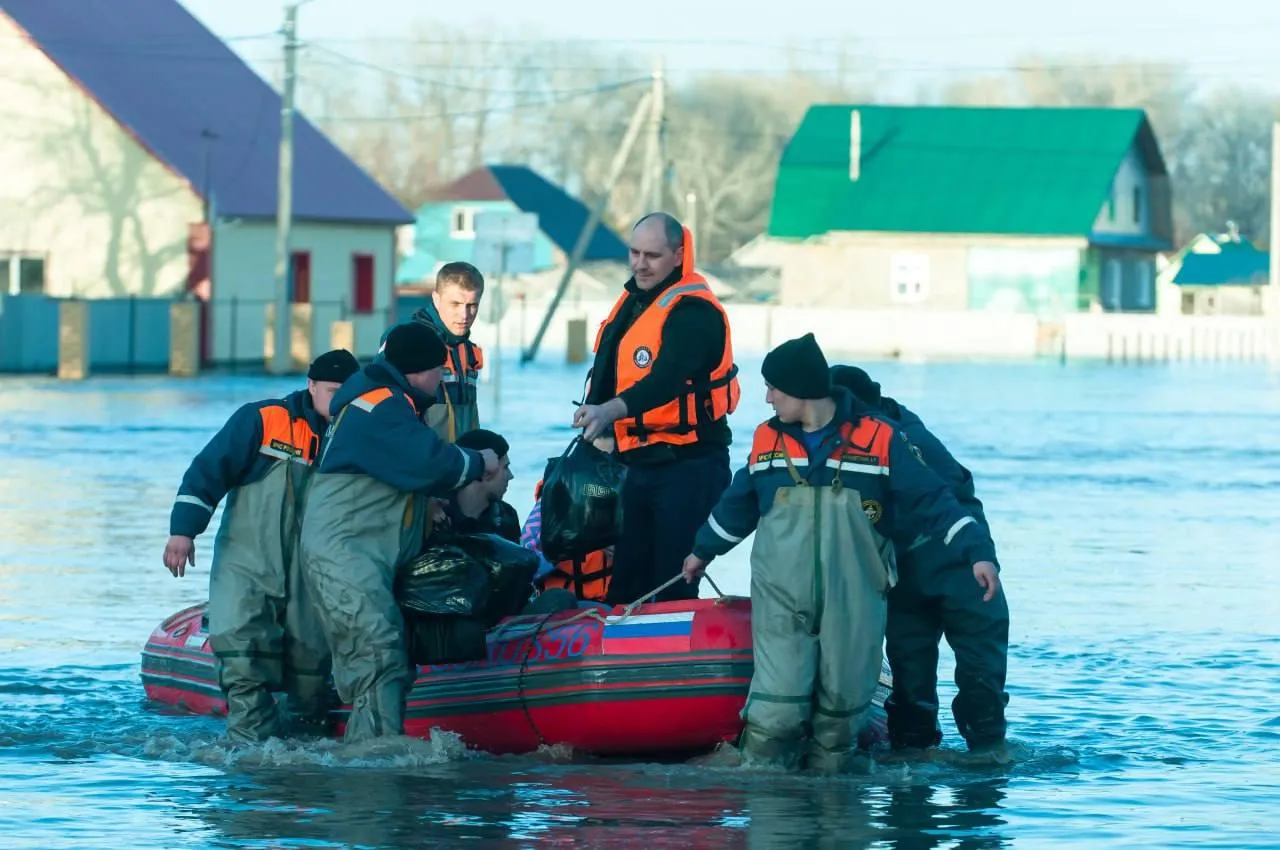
[299,323,498,742]
[830,364,1010,756]
[681,334,1000,773]
[572,212,740,605]
[162,348,361,742]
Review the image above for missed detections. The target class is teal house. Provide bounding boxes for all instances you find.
[766,105,1175,314]
[397,165,628,285]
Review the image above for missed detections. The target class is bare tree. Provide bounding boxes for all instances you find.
[1169,86,1278,243]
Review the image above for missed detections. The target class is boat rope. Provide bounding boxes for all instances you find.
[515,611,556,750]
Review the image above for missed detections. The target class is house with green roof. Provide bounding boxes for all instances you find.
[767,104,1174,316]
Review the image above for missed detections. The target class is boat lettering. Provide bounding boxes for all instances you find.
[488,623,594,666]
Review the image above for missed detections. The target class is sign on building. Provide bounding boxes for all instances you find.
[473,211,539,277]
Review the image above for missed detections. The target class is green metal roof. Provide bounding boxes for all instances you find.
[768,105,1165,240]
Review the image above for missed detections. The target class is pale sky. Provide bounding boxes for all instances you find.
[182,0,1280,99]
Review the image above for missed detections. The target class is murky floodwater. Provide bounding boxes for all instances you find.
[2,355,1279,848]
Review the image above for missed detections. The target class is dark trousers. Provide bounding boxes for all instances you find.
[884,556,1010,750]
[605,453,731,606]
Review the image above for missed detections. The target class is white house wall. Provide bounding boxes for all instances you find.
[0,13,202,298]
[209,219,397,362]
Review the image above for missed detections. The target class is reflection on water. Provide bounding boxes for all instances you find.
[2,361,1280,848]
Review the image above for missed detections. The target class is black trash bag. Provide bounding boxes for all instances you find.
[459,532,541,625]
[540,436,627,563]
[397,532,540,625]
[397,542,491,618]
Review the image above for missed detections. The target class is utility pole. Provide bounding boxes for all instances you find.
[521,92,654,364]
[1268,121,1280,367]
[270,2,300,375]
[649,54,666,212]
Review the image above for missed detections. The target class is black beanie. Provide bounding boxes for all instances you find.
[455,428,509,459]
[762,333,831,400]
[307,348,360,383]
[830,365,882,406]
[382,322,447,375]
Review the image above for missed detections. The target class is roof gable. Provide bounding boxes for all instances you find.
[488,165,628,262]
[2,0,411,225]
[769,105,1160,240]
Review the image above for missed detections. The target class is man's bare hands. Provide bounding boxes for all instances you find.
[973,561,1000,602]
[163,535,195,578]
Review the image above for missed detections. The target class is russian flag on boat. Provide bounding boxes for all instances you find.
[602,611,694,655]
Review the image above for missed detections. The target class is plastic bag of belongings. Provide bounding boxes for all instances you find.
[397,532,539,665]
[539,435,627,563]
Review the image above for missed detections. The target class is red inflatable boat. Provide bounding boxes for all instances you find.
[141,597,891,756]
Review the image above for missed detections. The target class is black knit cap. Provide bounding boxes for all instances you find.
[455,428,509,459]
[762,333,831,400]
[382,322,447,375]
[829,365,882,406]
[307,348,360,383]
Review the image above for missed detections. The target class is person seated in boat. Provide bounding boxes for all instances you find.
[428,428,520,542]
[298,323,499,743]
[519,471,614,609]
[680,333,1000,774]
[830,364,1010,757]
[161,348,361,743]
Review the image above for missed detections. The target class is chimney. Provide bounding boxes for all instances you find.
[849,109,861,182]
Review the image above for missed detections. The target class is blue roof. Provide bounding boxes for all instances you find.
[1173,250,1271,287]
[486,166,628,261]
[2,0,412,225]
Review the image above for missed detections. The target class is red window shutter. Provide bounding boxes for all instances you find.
[290,251,311,304]
[352,253,375,314]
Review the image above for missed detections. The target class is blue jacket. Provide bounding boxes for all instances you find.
[317,358,484,494]
[169,389,325,538]
[692,388,998,568]
[881,398,989,533]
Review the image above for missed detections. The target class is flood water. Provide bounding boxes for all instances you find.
[2,354,1279,848]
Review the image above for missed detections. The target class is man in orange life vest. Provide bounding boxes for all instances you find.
[162,348,360,742]
[682,334,1000,772]
[299,323,499,742]
[572,212,740,605]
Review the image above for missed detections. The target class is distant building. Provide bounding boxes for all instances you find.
[397,165,628,285]
[1154,223,1269,315]
[767,105,1175,315]
[0,0,413,362]
[1160,226,1270,315]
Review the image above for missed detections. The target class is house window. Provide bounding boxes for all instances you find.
[290,251,311,304]
[889,252,929,304]
[352,253,375,315]
[1,255,46,295]
[1181,291,1195,315]
[1132,187,1142,224]
[450,207,476,239]
[1107,191,1116,222]
[1102,258,1122,310]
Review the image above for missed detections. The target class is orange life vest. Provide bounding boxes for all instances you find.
[442,341,484,393]
[539,550,613,602]
[256,403,320,465]
[749,416,894,528]
[593,226,740,454]
[532,478,612,601]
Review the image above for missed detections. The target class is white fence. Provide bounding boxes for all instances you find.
[473,298,1280,364]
